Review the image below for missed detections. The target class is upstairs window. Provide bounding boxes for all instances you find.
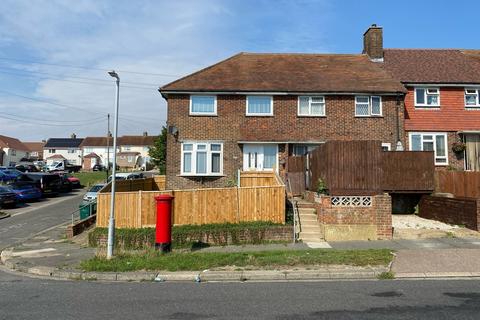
[465,88,480,107]
[181,142,223,176]
[355,96,382,116]
[246,96,273,116]
[49,149,56,153]
[190,95,217,115]
[415,88,440,107]
[298,96,326,116]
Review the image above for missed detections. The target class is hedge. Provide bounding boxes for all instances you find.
[88,221,292,250]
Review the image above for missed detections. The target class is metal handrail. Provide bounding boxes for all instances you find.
[286,177,300,244]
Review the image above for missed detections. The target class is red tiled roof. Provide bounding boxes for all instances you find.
[80,136,155,147]
[383,49,480,84]
[0,135,30,151]
[84,152,100,158]
[160,53,406,94]
[23,142,45,152]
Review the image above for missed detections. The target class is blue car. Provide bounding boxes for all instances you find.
[7,182,42,202]
[0,168,22,182]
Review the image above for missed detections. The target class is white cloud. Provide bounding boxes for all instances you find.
[0,0,332,140]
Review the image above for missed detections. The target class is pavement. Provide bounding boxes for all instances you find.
[4,226,480,282]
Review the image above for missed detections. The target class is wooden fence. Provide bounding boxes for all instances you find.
[287,141,435,195]
[435,171,480,198]
[100,176,166,193]
[96,172,286,228]
[239,171,280,187]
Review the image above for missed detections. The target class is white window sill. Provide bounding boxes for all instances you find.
[414,105,441,109]
[297,115,326,118]
[465,106,480,110]
[189,113,218,116]
[354,115,383,118]
[178,174,226,177]
[246,114,274,117]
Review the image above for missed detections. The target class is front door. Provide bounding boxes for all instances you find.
[243,144,278,171]
[465,134,480,171]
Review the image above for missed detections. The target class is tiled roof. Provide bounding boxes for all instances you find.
[80,137,113,147]
[160,53,406,94]
[383,49,480,84]
[0,135,30,151]
[46,154,66,159]
[23,142,46,152]
[44,138,83,148]
[84,152,100,158]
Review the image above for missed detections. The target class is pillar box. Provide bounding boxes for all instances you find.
[154,194,174,252]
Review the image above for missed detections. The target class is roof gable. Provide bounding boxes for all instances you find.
[160,52,406,94]
[0,135,30,151]
[383,49,480,84]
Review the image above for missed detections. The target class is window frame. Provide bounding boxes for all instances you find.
[464,88,480,108]
[297,96,326,117]
[414,87,440,108]
[381,143,391,151]
[408,132,448,165]
[354,95,383,117]
[180,141,224,176]
[189,95,217,116]
[246,95,273,116]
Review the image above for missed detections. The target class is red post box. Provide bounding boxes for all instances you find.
[154,194,174,252]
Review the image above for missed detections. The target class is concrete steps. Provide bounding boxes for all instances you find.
[296,203,324,243]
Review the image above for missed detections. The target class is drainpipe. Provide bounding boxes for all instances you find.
[395,93,404,151]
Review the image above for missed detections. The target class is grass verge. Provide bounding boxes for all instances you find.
[73,172,107,187]
[377,271,395,280]
[81,249,393,272]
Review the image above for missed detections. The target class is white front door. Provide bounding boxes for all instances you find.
[243,144,278,171]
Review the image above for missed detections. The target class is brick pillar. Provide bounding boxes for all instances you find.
[375,194,392,240]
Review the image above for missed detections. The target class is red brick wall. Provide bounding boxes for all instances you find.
[312,193,392,240]
[419,195,480,231]
[166,94,404,189]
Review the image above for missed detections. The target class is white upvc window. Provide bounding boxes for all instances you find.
[465,88,480,107]
[381,143,391,151]
[190,95,217,115]
[298,96,326,116]
[355,96,382,117]
[181,142,223,176]
[246,96,273,116]
[409,132,448,165]
[414,87,440,107]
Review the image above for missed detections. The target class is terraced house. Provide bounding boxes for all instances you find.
[159,26,406,190]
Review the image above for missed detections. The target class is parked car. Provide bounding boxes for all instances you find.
[0,168,23,181]
[83,184,105,202]
[0,186,17,208]
[52,172,81,189]
[7,182,42,202]
[92,164,105,171]
[107,172,144,182]
[66,175,81,188]
[33,161,45,171]
[16,173,62,196]
[0,171,8,183]
[15,163,39,173]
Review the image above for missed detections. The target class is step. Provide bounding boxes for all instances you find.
[298,213,317,220]
[297,207,316,213]
[296,202,315,209]
[299,235,324,242]
[300,225,322,233]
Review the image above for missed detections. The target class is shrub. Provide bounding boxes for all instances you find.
[316,178,328,195]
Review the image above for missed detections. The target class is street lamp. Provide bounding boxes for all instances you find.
[107,70,120,260]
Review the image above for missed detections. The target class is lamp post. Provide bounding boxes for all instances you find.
[107,70,120,260]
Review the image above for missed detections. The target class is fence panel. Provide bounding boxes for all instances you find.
[240,171,278,187]
[153,176,166,190]
[435,171,480,198]
[101,178,154,193]
[382,151,435,192]
[96,185,286,228]
[286,156,305,195]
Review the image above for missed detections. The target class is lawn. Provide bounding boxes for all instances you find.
[72,171,108,187]
[81,249,393,272]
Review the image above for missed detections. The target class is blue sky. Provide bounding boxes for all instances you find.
[0,0,478,140]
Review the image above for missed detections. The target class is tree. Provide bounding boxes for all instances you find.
[148,127,167,174]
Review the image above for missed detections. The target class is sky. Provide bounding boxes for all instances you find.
[0,0,478,141]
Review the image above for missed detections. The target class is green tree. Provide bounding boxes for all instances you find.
[148,127,167,174]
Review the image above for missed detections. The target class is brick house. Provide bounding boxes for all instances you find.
[159,31,406,189]
[378,31,480,170]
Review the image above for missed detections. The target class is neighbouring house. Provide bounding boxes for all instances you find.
[44,134,84,165]
[80,134,155,170]
[23,141,46,161]
[117,133,155,169]
[79,137,115,169]
[378,27,480,170]
[0,135,30,167]
[159,30,406,189]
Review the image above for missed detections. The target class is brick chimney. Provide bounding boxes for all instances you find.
[363,24,383,61]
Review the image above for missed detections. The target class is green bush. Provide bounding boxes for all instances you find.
[89,221,289,250]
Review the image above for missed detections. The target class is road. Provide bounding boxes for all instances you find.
[0,190,84,250]
[0,272,479,319]
[1,190,480,319]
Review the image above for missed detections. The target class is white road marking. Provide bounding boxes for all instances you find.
[11,248,59,258]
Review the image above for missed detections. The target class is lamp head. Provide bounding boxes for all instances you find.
[108,70,119,80]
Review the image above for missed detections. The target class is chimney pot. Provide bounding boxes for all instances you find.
[71,133,77,139]
[143,131,148,136]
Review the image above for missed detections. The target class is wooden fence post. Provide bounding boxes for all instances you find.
[138,190,142,228]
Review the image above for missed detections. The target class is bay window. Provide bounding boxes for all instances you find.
[415,88,440,107]
[409,132,448,165]
[181,142,223,175]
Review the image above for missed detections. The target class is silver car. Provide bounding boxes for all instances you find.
[83,184,105,202]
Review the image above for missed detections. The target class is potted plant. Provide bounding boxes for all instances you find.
[314,178,328,202]
[452,142,466,153]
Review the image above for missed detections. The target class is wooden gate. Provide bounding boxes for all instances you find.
[287,156,305,195]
